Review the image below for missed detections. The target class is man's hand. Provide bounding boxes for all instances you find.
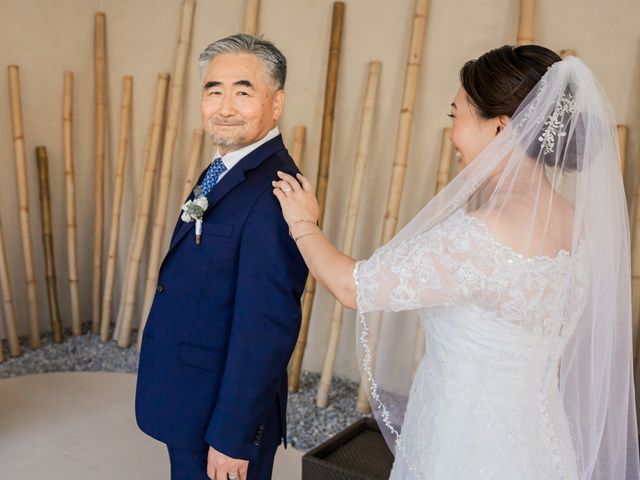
[207,446,249,480]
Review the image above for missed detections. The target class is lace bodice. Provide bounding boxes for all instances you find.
[356,209,589,337]
[355,209,591,479]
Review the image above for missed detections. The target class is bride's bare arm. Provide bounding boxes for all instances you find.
[272,171,357,310]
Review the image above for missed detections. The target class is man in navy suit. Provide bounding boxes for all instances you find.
[135,34,308,480]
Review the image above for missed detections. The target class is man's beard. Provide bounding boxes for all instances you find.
[208,132,245,147]
[207,121,248,147]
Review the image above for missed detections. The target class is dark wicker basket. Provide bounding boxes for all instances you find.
[301,417,394,480]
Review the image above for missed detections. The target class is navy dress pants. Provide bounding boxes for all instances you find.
[167,445,278,480]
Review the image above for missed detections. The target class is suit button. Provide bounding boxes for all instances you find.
[253,440,260,446]
[156,284,164,293]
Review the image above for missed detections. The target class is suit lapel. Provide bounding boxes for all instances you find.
[167,135,285,253]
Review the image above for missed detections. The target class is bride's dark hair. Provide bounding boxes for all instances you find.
[460,44,561,119]
[461,45,580,171]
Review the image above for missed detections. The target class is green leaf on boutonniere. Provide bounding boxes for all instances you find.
[185,203,205,217]
[181,190,209,223]
[193,185,204,197]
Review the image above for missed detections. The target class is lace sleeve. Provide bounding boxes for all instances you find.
[354,210,497,313]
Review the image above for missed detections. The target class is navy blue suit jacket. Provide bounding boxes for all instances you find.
[135,135,308,462]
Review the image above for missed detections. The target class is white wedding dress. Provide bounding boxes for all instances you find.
[356,209,590,479]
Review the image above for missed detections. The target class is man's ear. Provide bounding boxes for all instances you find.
[272,89,285,121]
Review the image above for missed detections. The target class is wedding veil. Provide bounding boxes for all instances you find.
[355,56,640,479]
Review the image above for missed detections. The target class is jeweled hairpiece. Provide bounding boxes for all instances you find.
[538,93,576,155]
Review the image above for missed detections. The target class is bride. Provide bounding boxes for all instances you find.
[272,45,639,479]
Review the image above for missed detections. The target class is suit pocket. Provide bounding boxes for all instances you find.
[200,223,234,237]
[177,342,226,374]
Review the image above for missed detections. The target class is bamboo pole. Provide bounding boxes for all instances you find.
[113,127,150,341]
[618,125,628,178]
[135,0,196,348]
[516,0,535,45]
[114,124,152,337]
[100,76,133,341]
[435,129,453,193]
[632,173,640,367]
[244,0,260,36]
[356,0,429,413]
[288,1,345,393]
[93,12,107,334]
[63,72,81,336]
[291,126,306,169]
[409,128,453,378]
[8,65,41,349]
[181,128,205,201]
[137,127,153,208]
[116,74,169,347]
[120,75,169,351]
[317,61,381,408]
[0,215,20,357]
[36,147,64,343]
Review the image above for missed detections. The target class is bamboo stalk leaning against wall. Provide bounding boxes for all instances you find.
[114,122,159,339]
[100,76,133,341]
[113,123,151,341]
[618,125,628,177]
[516,0,535,46]
[629,132,640,367]
[181,129,205,201]
[63,71,82,336]
[114,127,150,340]
[560,49,577,59]
[409,128,453,378]
[8,65,41,349]
[291,126,306,169]
[115,74,168,348]
[136,0,196,349]
[356,0,429,413]
[36,147,64,343]
[244,0,260,36]
[288,1,345,393]
[93,12,107,334]
[317,61,381,408]
[0,215,20,357]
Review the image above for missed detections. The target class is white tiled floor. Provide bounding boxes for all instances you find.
[0,372,303,479]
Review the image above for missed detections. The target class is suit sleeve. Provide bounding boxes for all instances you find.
[205,186,308,461]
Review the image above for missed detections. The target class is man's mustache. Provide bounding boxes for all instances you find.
[212,119,246,126]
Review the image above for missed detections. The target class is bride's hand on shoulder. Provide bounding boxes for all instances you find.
[273,170,355,308]
[272,171,320,228]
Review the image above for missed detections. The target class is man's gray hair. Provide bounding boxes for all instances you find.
[198,33,287,90]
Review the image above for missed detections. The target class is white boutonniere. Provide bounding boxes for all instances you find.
[181,185,208,245]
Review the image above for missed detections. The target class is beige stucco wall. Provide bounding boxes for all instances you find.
[0,0,638,382]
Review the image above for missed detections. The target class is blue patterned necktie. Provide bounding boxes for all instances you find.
[202,157,227,195]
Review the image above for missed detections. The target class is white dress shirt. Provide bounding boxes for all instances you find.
[212,126,280,182]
